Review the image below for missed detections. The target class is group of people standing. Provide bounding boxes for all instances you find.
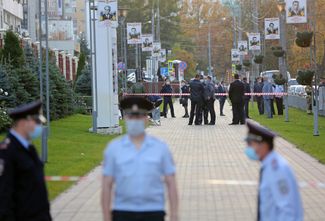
[254,76,284,118]
[181,74,227,126]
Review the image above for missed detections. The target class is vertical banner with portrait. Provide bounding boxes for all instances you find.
[265,18,280,40]
[238,41,248,55]
[152,42,161,57]
[248,33,261,51]
[98,1,118,28]
[57,0,63,16]
[286,0,307,24]
[141,34,153,52]
[159,49,167,62]
[127,23,142,44]
[231,49,240,62]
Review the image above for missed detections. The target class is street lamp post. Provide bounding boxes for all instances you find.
[208,24,212,76]
[118,7,128,89]
[277,0,289,122]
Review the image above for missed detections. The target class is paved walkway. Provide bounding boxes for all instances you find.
[51,102,325,221]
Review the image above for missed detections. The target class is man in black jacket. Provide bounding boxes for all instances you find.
[243,77,251,119]
[189,74,204,125]
[160,79,175,118]
[254,77,264,115]
[0,100,52,221]
[229,74,245,125]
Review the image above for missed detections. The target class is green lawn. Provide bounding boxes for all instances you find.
[249,103,325,163]
[1,114,123,200]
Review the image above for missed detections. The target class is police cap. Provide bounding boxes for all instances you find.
[120,96,154,116]
[245,120,276,143]
[8,100,46,123]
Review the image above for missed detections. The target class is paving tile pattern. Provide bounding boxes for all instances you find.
[51,102,325,221]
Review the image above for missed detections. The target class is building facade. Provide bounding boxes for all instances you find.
[2,0,23,32]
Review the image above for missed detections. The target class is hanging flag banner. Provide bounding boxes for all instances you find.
[98,1,118,28]
[248,33,261,51]
[286,0,307,24]
[141,34,153,52]
[265,18,280,40]
[127,23,142,44]
[231,49,240,62]
[152,42,161,57]
[238,41,248,55]
[57,0,63,16]
[159,49,167,62]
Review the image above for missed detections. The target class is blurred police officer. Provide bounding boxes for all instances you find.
[244,120,303,221]
[101,97,178,221]
[0,100,52,221]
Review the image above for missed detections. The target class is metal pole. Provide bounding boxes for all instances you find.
[312,0,319,136]
[43,0,50,162]
[156,0,160,42]
[135,44,138,80]
[208,24,212,76]
[232,14,236,49]
[123,22,128,89]
[279,6,289,122]
[88,0,97,133]
[91,0,98,133]
[38,0,47,163]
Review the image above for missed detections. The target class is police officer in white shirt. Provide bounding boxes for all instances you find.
[101,96,179,221]
[244,120,303,221]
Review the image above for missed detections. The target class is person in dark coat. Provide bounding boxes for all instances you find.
[188,74,204,125]
[229,74,245,125]
[203,76,216,125]
[216,81,227,116]
[0,100,52,221]
[254,77,264,115]
[160,79,175,118]
[243,77,251,119]
[180,80,190,118]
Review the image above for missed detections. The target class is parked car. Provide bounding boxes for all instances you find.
[288,78,299,86]
[289,85,307,97]
[260,70,291,82]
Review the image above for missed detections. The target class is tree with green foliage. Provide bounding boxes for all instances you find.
[1,31,25,67]
[75,65,91,96]
[46,63,74,120]
[76,52,86,80]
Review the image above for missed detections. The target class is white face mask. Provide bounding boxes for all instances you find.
[126,119,145,137]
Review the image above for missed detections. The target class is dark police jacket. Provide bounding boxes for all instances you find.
[0,133,51,221]
[189,79,204,102]
[229,80,245,103]
[243,82,251,100]
[160,84,173,101]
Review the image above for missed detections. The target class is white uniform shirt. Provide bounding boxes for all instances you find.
[259,151,304,221]
[103,135,175,212]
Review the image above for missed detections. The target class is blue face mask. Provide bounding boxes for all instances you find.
[245,147,259,161]
[29,124,43,140]
[126,119,145,137]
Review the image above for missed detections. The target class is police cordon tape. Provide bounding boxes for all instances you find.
[45,176,325,189]
[123,93,288,96]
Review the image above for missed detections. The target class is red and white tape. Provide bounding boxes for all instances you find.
[45,176,85,182]
[44,176,325,189]
[123,93,288,96]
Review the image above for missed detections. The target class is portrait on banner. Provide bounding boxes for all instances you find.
[249,33,261,51]
[231,49,240,62]
[265,18,280,40]
[127,23,142,44]
[286,0,307,23]
[98,1,118,28]
[238,41,248,55]
[141,34,153,52]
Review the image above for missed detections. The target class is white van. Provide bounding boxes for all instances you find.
[260,70,291,83]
